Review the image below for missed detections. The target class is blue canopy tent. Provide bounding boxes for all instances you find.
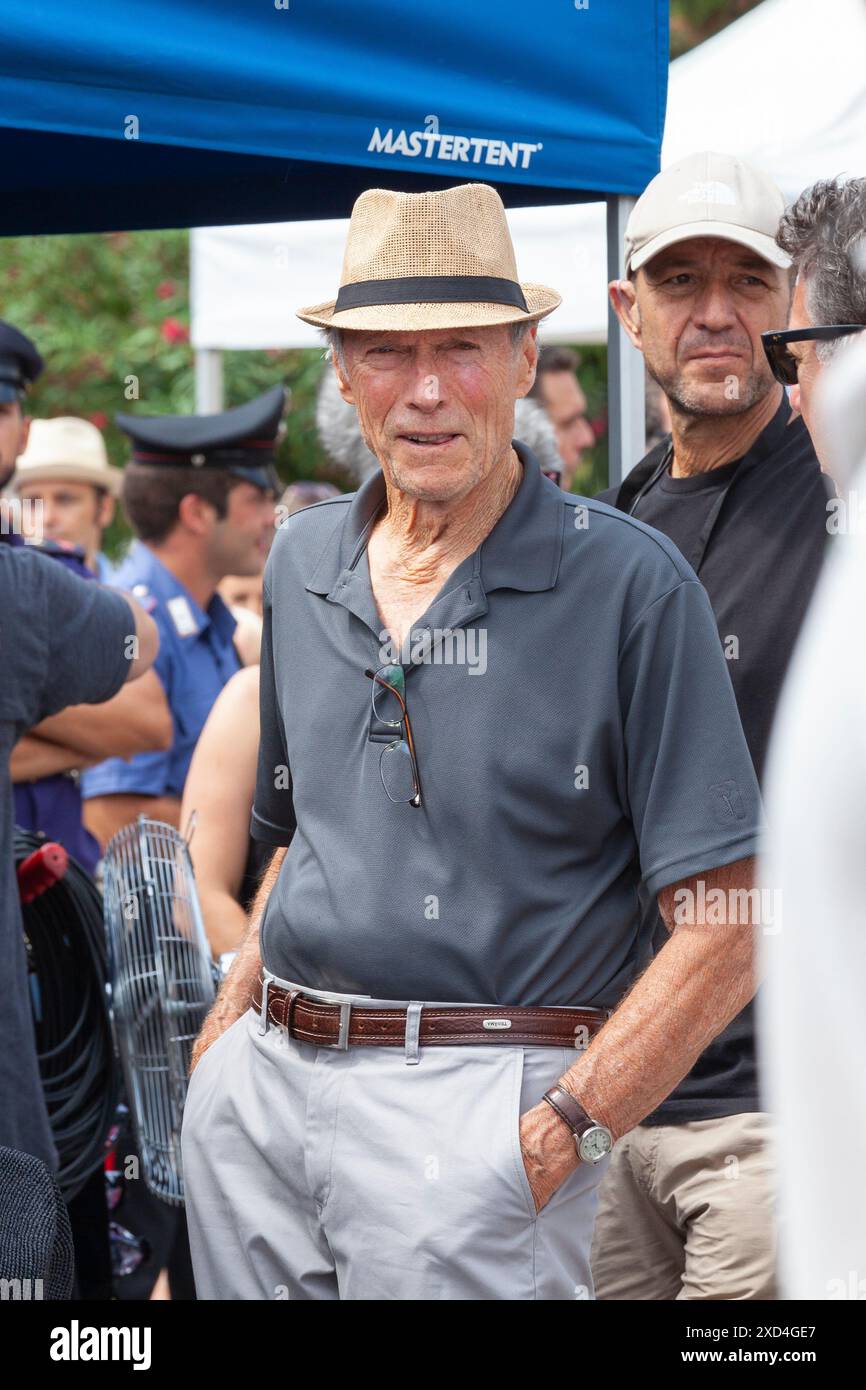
[0,0,669,477]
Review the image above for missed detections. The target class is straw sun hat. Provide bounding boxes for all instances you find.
[297,183,561,332]
[14,416,121,496]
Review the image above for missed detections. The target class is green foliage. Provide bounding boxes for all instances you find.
[0,229,347,556]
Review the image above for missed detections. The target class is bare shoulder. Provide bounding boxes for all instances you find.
[214,663,261,716]
[197,665,261,755]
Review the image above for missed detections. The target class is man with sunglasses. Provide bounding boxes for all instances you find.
[761,176,866,1298]
[181,182,765,1302]
[593,152,833,1301]
[764,175,866,470]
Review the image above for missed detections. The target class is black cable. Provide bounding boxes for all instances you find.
[15,829,119,1203]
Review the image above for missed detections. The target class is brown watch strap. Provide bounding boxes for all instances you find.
[543,1084,593,1136]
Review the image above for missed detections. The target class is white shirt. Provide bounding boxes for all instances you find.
[761,466,866,1300]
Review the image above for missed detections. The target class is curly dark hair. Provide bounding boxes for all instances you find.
[777,177,866,359]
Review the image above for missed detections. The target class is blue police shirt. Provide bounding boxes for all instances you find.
[82,541,240,801]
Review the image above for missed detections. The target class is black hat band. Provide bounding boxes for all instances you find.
[333,274,528,313]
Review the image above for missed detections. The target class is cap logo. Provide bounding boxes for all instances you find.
[677,180,737,207]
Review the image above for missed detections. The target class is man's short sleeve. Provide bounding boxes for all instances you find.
[39,557,133,717]
[250,577,296,845]
[620,577,763,898]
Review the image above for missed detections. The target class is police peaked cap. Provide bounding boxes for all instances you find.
[116,385,286,492]
[0,321,44,403]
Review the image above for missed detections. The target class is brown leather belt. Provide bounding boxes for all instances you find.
[252,978,611,1050]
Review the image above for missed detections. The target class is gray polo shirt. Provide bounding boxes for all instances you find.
[252,441,761,1008]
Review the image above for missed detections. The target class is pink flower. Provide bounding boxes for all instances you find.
[156,280,175,300]
[160,317,189,344]
[89,411,108,430]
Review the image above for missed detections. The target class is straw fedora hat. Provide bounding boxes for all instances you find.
[297,183,562,332]
[13,417,121,496]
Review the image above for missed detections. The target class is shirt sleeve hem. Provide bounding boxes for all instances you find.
[643,830,762,900]
[250,809,295,846]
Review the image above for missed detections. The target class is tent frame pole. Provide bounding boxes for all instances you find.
[195,348,224,413]
[606,195,645,487]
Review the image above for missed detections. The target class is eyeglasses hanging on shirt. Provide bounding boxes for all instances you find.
[365,664,423,807]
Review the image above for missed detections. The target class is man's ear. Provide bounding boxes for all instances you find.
[177,491,217,536]
[332,352,355,406]
[608,279,642,352]
[18,413,31,455]
[515,323,539,400]
[98,493,116,530]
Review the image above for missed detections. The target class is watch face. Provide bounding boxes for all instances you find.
[578,1126,612,1164]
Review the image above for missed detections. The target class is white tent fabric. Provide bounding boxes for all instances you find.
[191,203,610,349]
[191,0,866,350]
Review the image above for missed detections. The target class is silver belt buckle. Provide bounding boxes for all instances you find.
[258,975,272,1036]
[323,998,352,1050]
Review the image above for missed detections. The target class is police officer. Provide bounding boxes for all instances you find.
[0,321,43,515]
[80,385,283,1300]
[81,385,283,847]
[0,327,170,1298]
[0,323,160,1282]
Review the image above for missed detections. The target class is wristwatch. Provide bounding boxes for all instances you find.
[542,1085,614,1164]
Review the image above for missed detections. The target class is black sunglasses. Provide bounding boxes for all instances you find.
[761,325,864,386]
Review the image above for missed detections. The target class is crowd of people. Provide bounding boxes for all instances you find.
[0,152,864,1302]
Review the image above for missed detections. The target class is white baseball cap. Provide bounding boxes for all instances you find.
[13,416,121,495]
[624,151,792,276]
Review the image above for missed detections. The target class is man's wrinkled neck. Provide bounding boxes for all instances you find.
[374,445,523,573]
[669,385,785,477]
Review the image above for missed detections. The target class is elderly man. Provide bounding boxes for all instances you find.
[592,153,832,1301]
[182,182,763,1302]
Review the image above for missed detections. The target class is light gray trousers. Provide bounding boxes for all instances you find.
[181,981,609,1300]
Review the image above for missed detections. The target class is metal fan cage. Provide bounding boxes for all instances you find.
[103,816,217,1205]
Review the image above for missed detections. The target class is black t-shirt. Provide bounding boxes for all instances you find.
[597,397,832,1124]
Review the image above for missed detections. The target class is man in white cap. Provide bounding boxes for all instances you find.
[593,153,832,1300]
[182,182,763,1301]
[13,416,121,576]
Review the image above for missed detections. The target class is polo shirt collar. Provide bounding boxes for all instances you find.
[131,541,237,644]
[305,439,563,601]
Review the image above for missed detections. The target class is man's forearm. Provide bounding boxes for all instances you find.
[199,886,250,959]
[190,846,286,1067]
[561,858,758,1138]
[11,734,98,781]
[34,671,173,759]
